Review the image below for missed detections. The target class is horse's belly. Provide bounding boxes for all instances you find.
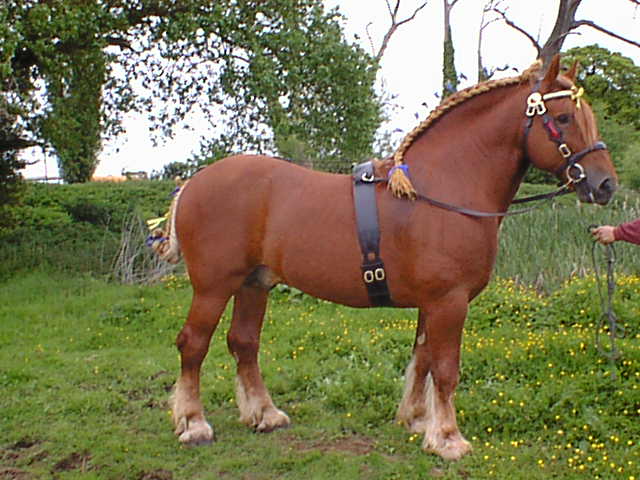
[263,200,372,307]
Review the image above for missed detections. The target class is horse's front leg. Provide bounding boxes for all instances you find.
[399,291,471,460]
[397,310,430,433]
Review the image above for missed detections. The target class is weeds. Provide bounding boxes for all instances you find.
[111,212,178,284]
[497,187,640,291]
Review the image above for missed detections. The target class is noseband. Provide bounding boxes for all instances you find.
[523,84,607,185]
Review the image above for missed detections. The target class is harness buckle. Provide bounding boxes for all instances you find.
[361,171,375,183]
[558,144,572,158]
[363,267,386,284]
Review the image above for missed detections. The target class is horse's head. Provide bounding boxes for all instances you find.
[524,55,617,205]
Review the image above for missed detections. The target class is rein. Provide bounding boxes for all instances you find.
[414,185,571,218]
[589,226,623,379]
[361,174,573,218]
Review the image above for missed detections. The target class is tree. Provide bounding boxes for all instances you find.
[493,0,640,69]
[1,0,110,184]
[564,45,640,130]
[1,0,382,184]
[441,0,460,99]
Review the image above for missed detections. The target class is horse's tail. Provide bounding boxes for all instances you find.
[146,179,188,264]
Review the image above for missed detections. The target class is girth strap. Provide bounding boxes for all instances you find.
[353,161,393,307]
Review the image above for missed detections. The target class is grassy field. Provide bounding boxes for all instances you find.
[1,271,638,479]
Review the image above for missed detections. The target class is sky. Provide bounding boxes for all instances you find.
[21,0,640,179]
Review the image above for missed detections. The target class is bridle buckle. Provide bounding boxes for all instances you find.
[558,144,572,158]
[526,92,546,117]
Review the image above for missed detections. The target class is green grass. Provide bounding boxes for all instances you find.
[1,271,638,479]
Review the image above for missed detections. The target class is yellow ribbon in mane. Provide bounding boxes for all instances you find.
[146,216,167,231]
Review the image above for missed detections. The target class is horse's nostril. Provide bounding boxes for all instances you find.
[594,177,617,205]
[599,177,616,195]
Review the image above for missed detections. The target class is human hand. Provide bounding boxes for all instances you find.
[591,226,616,245]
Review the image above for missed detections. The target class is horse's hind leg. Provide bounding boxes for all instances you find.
[227,284,290,432]
[171,292,229,445]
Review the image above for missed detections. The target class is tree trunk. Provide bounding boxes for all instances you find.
[442,0,459,100]
[539,0,582,68]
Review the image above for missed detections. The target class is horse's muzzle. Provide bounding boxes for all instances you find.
[576,175,617,205]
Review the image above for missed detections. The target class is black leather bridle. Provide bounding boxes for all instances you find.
[523,84,608,186]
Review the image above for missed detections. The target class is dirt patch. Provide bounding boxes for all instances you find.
[51,451,91,473]
[138,469,173,480]
[8,440,38,451]
[0,467,31,479]
[149,370,169,381]
[1,438,45,467]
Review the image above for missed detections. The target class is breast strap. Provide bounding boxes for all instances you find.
[352,161,393,307]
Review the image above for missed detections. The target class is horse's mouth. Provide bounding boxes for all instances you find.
[575,177,616,205]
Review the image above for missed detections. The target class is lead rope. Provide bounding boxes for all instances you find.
[589,225,623,380]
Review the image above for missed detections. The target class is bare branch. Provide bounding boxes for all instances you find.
[365,22,377,57]
[478,0,506,81]
[375,0,430,62]
[493,6,542,56]
[0,136,40,153]
[573,19,640,49]
[385,0,401,18]
[395,1,430,29]
[105,36,133,50]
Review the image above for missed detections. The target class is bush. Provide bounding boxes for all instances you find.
[0,180,176,279]
[0,223,119,280]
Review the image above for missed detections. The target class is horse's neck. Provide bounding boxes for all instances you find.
[405,84,529,212]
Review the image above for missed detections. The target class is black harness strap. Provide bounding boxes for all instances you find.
[353,161,393,307]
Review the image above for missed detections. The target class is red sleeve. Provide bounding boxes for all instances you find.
[614,218,640,245]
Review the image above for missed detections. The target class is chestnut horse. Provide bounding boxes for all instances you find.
[151,56,617,460]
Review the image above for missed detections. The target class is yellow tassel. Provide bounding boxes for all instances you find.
[146,216,167,231]
[388,167,417,200]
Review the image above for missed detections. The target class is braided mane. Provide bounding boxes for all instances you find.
[388,60,544,198]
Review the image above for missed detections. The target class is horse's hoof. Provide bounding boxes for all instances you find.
[255,408,291,433]
[176,418,215,446]
[423,434,472,461]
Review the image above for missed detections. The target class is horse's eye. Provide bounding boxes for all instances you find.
[556,113,571,125]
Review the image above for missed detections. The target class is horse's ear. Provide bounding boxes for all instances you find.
[542,54,561,87]
[566,61,580,82]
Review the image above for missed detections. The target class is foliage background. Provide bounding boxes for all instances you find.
[1,0,382,184]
